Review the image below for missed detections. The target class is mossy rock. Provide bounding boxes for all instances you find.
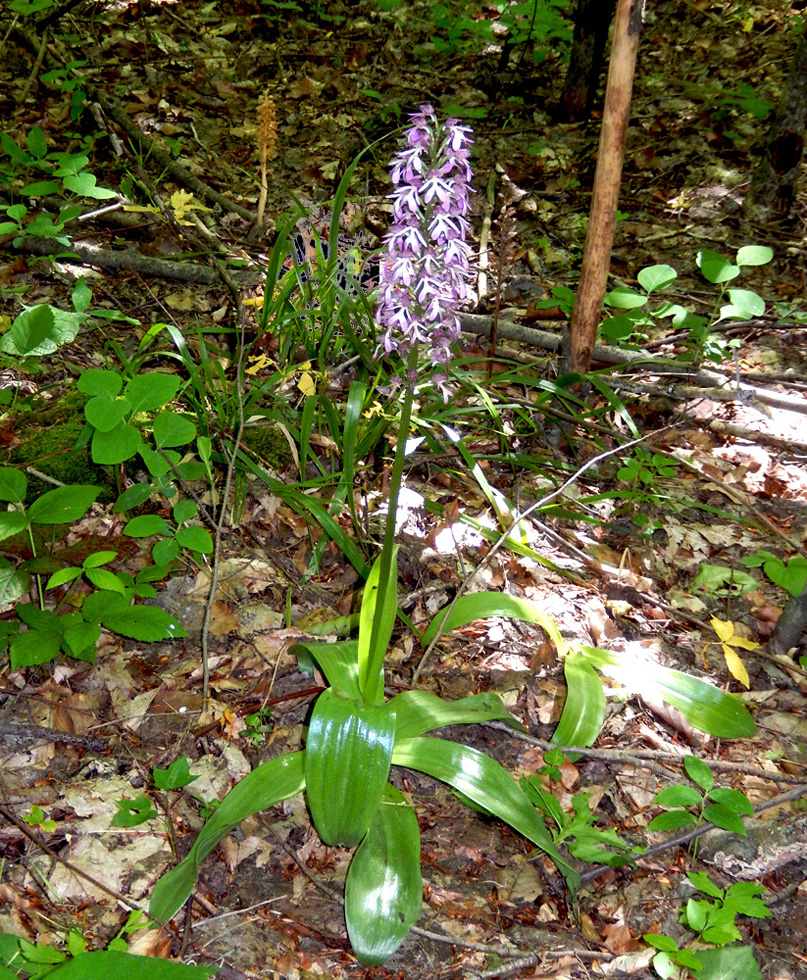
[241,423,292,469]
[1,420,115,504]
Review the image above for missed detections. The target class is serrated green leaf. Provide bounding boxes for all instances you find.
[10,629,61,668]
[551,654,606,759]
[687,871,724,897]
[345,783,422,965]
[45,567,82,590]
[689,945,761,980]
[305,690,395,847]
[85,568,127,593]
[150,752,305,921]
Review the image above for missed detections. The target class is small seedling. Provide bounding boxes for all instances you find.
[647,755,753,852]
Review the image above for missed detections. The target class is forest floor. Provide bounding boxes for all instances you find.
[1,1,807,979]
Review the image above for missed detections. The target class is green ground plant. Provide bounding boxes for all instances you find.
[645,871,769,980]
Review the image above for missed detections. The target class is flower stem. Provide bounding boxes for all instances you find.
[366,353,417,680]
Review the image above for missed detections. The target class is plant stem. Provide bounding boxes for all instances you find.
[366,353,417,684]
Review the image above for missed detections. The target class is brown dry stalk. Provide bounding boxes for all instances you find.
[256,93,278,230]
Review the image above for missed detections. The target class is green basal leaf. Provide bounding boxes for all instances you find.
[43,950,217,979]
[124,373,181,413]
[150,752,305,921]
[305,690,395,847]
[390,689,526,740]
[358,548,398,705]
[392,736,580,894]
[576,647,756,738]
[421,593,566,651]
[345,783,422,965]
[92,422,142,464]
[551,654,606,759]
[289,639,362,699]
[153,411,197,448]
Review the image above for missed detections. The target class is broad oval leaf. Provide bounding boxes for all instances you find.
[735,245,773,268]
[551,654,606,759]
[153,411,197,448]
[646,810,698,833]
[576,647,756,739]
[305,689,395,847]
[392,736,580,894]
[124,373,181,413]
[102,604,187,642]
[0,468,27,503]
[92,422,142,464]
[150,752,305,921]
[702,803,746,836]
[28,485,99,525]
[29,950,217,980]
[422,593,565,650]
[84,394,129,432]
[637,264,677,293]
[708,787,753,815]
[654,785,702,808]
[345,783,422,965]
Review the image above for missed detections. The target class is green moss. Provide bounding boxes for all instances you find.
[241,423,292,469]
[2,421,115,504]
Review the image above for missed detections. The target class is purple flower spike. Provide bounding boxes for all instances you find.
[375,105,474,372]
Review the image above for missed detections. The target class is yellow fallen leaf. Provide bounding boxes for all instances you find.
[722,645,750,688]
[298,372,316,396]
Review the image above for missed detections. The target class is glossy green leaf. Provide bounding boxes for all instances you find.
[576,646,756,738]
[123,373,181,413]
[289,639,362,699]
[550,654,606,759]
[392,736,579,893]
[44,951,217,980]
[0,512,28,542]
[345,783,422,965]
[390,689,526,740]
[305,690,395,847]
[735,245,773,268]
[102,604,187,642]
[422,593,566,650]
[84,394,130,431]
[150,752,305,921]
[358,548,398,705]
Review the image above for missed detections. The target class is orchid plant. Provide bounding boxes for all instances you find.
[149,107,756,964]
